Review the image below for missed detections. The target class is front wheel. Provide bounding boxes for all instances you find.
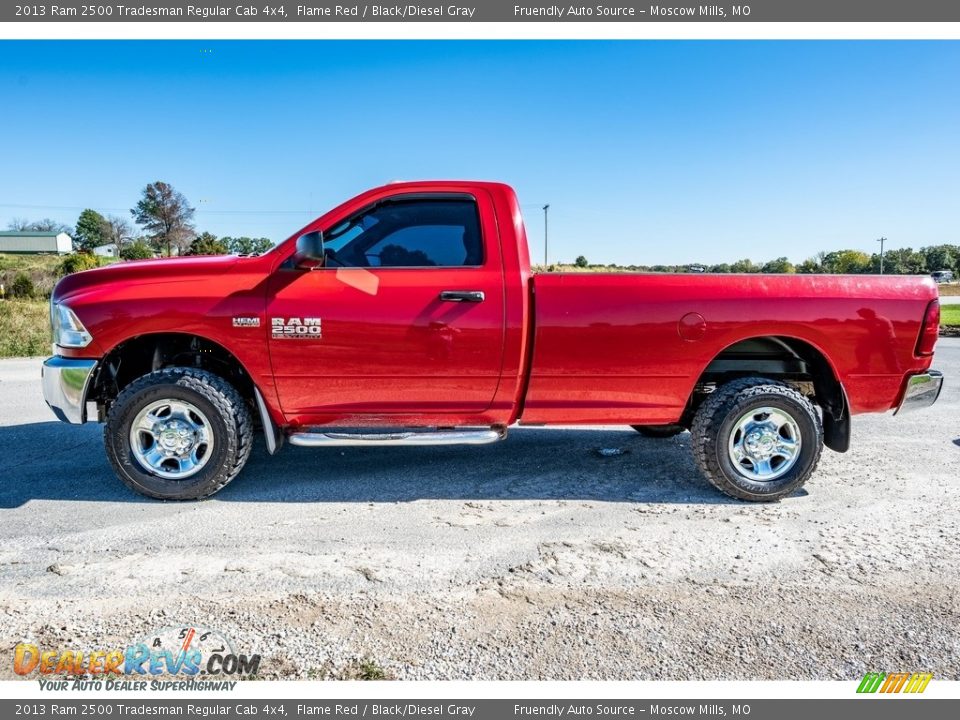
[104,368,253,500]
[690,377,823,502]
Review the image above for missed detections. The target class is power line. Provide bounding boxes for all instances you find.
[0,202,318,215]
[2,201,554,215]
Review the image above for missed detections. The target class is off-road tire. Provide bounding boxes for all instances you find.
[632,424,686,438]
[104,368,253,500]
[690,377,823,502]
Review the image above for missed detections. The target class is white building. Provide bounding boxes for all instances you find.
[93,243,118,258]
[0,231,73,254]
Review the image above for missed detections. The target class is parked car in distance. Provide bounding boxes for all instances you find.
[931,270,954,284]
[42,181,944,502]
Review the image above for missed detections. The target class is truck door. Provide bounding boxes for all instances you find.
[265,191,505,420]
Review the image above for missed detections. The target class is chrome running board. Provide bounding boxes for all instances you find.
[287,428,505,448]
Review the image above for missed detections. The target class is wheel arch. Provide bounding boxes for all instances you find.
[693,333,850,453]
[90,331,259,412]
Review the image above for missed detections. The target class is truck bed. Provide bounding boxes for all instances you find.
[520,272,938,424]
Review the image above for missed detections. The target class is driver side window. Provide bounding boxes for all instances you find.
[323,197,483,268]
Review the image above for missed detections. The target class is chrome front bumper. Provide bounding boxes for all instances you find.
[894,370,944,415]
[41,356,98,424]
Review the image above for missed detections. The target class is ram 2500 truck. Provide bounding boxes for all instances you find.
[42,181,944,502]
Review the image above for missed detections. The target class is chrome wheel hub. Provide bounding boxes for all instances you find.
[728,406,801,482]
[130,400,214,480]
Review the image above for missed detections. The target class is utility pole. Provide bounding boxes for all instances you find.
[542,204,550,267]
[877,237,886,274]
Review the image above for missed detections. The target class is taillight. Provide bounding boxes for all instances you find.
[916,299,940,356]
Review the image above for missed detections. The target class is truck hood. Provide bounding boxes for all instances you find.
[52,255,241,302]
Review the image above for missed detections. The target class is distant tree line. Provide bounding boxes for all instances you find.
[8,186,957,274]
[6,180,273,260]
[562,245,960,276]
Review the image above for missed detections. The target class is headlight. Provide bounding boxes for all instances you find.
[51,303,93,348]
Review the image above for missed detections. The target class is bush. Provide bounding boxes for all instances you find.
[57,253,100,276]
[8,272,35,299]
[121,241,154,260]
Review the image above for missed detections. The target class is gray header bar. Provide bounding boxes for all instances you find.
[7,1,960,23]
[0,700,958,720]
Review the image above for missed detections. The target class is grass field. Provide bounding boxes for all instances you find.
[938,283,960,296]
[0,300,50,358]
[0,254,65,298]
[941,304,960,327]
[0,253,73,357]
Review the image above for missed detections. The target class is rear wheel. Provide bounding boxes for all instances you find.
[104,368,253,500]
[690,377,823,502]
[631,424,685,438]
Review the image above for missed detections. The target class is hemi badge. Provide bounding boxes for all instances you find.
[232,317,261,328]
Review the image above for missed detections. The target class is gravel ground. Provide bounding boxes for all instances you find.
[0,342,958,681]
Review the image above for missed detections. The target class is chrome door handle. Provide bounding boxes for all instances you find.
[439,290,485,303]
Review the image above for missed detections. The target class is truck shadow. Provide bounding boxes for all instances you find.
[0,421,778,508]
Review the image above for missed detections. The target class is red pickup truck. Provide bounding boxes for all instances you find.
[42,181,943,502]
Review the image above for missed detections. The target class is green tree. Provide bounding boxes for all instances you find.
[574,255,589,268]
[708,263,731,273]
[796,257,822,274]
[873,247,926,274]
[131,181,196,256]
[821,250,870,274]
[222,236,274,255]
[730,258,758,273]
[73,209,108,253]
[186,232,228,256]
[121,240,155,260]
[921,244,959,274]
[761,257,796,274]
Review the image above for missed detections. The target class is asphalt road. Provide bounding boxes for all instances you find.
[0,342,958,680]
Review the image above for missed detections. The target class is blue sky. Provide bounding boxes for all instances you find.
[0,40,957,265]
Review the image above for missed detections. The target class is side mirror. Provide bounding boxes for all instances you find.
[293,230,325,269]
